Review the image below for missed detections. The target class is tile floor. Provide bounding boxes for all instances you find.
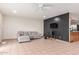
[0,38,79,55]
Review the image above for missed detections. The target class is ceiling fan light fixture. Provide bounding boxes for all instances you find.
[38,4,43,8]
[37,3,54,11]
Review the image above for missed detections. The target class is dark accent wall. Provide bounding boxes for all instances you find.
[44,13,69,42]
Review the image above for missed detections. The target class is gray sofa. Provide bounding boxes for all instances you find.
[17,31,42,39]
[17,31,42,42]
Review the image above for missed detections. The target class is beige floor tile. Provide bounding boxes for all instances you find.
[0,38,79,55]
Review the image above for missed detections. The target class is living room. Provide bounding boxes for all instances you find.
[1,3,79,55]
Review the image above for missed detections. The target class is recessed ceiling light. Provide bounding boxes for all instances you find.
[13,10,16,13]
[43,16,46,18]
[54,17,60,22]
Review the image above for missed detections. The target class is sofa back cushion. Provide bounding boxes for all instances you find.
[17,31,24,36]
[29,32,38,36]
[18,31,40,36]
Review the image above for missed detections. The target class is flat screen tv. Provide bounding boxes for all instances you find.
[50,23,58,28]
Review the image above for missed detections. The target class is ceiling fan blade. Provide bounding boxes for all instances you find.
[43,3,54,7]
[33,3,53,11]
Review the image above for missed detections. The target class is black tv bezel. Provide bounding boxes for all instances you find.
[50,23,58,29]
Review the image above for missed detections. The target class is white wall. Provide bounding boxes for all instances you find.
[0,13,2,42]
[3,16,43,39]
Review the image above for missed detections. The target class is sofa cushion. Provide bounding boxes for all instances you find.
[18,31,24,36]
[17,31,42,39]
[24,32,29,36]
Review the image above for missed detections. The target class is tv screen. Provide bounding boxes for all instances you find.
[50,23,58,28]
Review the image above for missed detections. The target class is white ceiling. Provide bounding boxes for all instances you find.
[0,3,79,19]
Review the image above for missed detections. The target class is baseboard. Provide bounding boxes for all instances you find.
[2,38,17,40]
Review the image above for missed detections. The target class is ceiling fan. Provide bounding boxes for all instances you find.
[36,3,54,11]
